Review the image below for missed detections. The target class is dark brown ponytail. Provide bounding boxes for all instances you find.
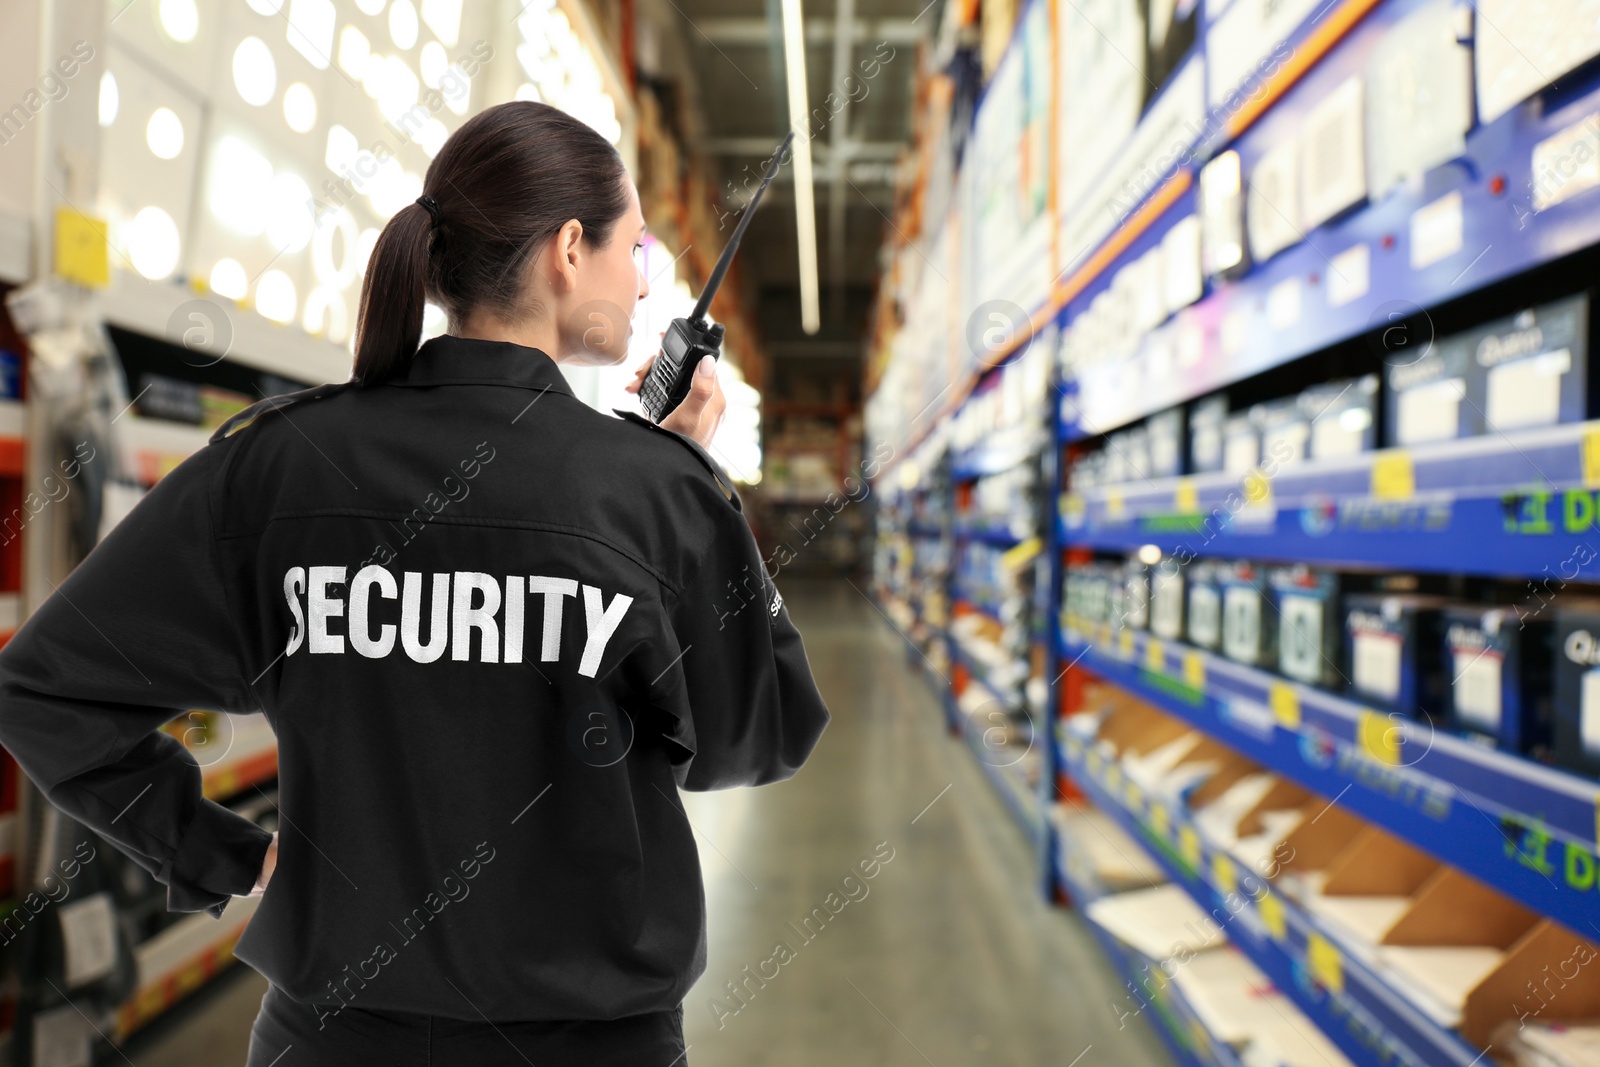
[353,100,632,384]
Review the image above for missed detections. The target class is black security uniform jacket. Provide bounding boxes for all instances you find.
[0,334,831,1022]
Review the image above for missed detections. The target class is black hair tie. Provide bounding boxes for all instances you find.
[415,194,443,227]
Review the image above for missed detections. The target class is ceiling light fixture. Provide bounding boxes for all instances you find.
[779,0,820,334]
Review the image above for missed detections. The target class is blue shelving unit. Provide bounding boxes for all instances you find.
[870,0,1600,1062]
[1060,419,1600,578]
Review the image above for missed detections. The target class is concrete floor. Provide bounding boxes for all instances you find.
[123,578,1172,1067]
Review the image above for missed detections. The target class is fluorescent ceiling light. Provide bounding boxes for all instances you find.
[780,0,820,334]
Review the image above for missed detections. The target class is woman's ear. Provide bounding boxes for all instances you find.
[555,218,584,289]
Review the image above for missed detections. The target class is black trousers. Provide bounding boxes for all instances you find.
[246,983,689,1066]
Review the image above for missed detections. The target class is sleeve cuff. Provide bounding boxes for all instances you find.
[164,798,274,918]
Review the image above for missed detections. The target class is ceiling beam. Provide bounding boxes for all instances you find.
[693,17,926,46]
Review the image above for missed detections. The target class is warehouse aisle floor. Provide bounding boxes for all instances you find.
[123,577,1170,1067]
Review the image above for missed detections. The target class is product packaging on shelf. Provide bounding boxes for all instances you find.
[1190,395,1228,474]
[1470,293,1591,434]
[1552,600,1600,779]
[1269,566,1344,688]
[1149,555,1186,642]
[1222,411,1261,475]
[1256,397,1310,469]
[1147,407,1186,479]
[1187,560,1224,651]
[1384,337,1476,446]
[1343,593,1451,719]
[1220,560,1274,668]
[1122,557,1151,631]
[1303,375,1379,459]
[1442,606,1553,758]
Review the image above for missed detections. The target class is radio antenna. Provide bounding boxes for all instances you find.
[691,129,795,324]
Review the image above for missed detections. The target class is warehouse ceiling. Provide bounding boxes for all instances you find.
[637,0,937,368]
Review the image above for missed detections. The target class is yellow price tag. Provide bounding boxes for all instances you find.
[1179,826,1201,870]
[1000,536,1042,570]
[1061,492,1087,522]
[1125,779,1143,811]
[1258,890,1286,940]
[1358,709,1403,765]
[54,207,110,289]
[1242,467,1273,506]
[1119,628,1135,658]
[1107,489,1125,520]
[1212,853,1237,894]
[1585,428,1600,489]
[1307,933,1345,993]
[1189,1020,1213,1060]
[1151,802,1170,837]
[1371,450,1416,500]
[1270,682,1301,729]
[1175,477,1199,512]
[1105,763,1123,793]
[1145,639,1165,673]
[1183,650,1205,690]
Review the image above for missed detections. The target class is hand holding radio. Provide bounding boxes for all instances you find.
[626,345,725,447]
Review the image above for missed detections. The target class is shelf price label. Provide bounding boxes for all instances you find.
[1269,682,1301,730]
[1307,933,1345,993]
[1106,489,1126,520]
[1118,628,1135,658]
[1371,450,1416,500]
[1175,477,1199,513]
[1585,428,1600,489]
[1124,778,1143,811]
[1144,639,1165,673]
[1242,468,1273,506]
[1212,853,1238,894]
[1183,651,1206,690]
[1179,826,1202,870]
[1258,890,1286,941]
[1358,710,1403,765]
[1151,801,1170,837]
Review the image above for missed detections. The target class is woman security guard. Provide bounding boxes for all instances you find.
[0,100,831,1065]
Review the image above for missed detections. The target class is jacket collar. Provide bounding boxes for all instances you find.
[384,334,575,398]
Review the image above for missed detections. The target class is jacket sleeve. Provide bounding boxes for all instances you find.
[0,442,273,919]
[658,477,831,791]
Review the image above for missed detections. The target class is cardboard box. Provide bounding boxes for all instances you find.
[1442,605,1554,758]
[1343,593,1450,718]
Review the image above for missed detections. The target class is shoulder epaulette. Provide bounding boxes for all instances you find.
[210,380,357,444]
[612,408,742,511]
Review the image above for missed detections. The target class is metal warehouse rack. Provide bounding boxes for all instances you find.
[869,0,1600,1063]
